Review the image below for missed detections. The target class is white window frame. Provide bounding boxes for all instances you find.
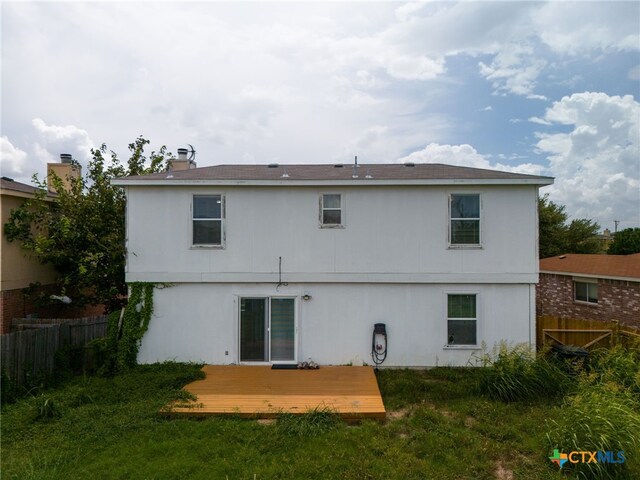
[191,194,225,248]
[448,193,482,248]
[444,292,480,349]
[319,193,344,228]
[573,279,599,305]
[236,295,298,365]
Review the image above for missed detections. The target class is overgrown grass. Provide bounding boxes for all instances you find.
[478,343,574,402]
[276,406,342,436]
[3,357,637,479]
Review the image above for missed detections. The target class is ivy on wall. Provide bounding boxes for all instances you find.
[102,282,155,373]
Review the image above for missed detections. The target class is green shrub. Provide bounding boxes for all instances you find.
[479,344,573,402]
[589,344,640,394]
[276,406,342,436]
[33,395,61,421]
[546,380,640,479]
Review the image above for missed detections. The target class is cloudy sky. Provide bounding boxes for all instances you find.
[1,1,639,230]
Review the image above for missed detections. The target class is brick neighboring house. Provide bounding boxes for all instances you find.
[537,253,640,328]
[0,177,57,333]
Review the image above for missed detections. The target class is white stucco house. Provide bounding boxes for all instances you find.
[112,160,553,367]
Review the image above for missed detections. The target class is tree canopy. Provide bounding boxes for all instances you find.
[4,137,172,312]
[608,228,640,255]
[538,194,601,258]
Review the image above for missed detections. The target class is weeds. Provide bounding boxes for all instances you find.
[276,406,342,436]
[478,343,573,402]
[33,396,61,421]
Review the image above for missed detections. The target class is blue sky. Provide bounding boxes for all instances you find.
[1,1,639,230]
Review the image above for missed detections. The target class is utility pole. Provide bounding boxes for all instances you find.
[614,220,620,233]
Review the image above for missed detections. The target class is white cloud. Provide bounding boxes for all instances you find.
[479,44,547,98]
[534,92,640,225]
[528,116,552,126]
[628,65,640,81]
[1,136,29,178]
[398,143,545,176]
[31,118,95,167]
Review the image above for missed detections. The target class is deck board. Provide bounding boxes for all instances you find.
[167,365,386,420]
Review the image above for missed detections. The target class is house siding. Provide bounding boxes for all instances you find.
[124,181,541,366]
[536,273,640,328]
[138,282,535,367]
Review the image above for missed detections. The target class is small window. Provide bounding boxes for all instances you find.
[575,281,598,304]
[447,294,477,346]
[320,194,342,226]
[450,194,480,245]
[193,195,223,246]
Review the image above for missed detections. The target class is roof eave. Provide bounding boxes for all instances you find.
[111,178,554,187]
[540,270,640,283]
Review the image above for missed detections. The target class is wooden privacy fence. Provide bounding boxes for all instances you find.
[537,315,640,350]
[1,316,108,385]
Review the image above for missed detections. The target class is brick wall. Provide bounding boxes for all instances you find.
[537,273,640,328]
[0,285,105,335]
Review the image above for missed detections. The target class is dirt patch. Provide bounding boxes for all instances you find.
[386,407,412,420]
[257,419,276,426]
[494,462,514,480]
[422,401,455,419]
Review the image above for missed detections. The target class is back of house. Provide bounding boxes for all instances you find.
[113,161,553,367]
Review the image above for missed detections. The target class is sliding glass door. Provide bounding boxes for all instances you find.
[239,297,295,363]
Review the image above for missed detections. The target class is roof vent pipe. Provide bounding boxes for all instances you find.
[60,153,73,164]
[177,148,189,161]
[352,155,359,178]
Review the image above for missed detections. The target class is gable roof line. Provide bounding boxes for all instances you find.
[112,163,554,186]
[539,253,640,281]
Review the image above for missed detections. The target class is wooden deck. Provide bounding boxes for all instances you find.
[167,365,386,420]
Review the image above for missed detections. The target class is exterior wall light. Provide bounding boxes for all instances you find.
[302,293,312,301]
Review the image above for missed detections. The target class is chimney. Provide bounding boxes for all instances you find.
[171,147,196,171]
[47,154,81,193]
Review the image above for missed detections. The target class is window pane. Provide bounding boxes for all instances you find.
[451,220,480,244]
[588,284,598,303]
[448,294,476,318]
[193,220,221,245]
[448,320,477,345]
[575,282,588,302]
[323,194,341,209]
[240,298,267,362]
[270,298,295,361]
[194,195,221,219]
[451,194,479,219]
[323,209,341,225]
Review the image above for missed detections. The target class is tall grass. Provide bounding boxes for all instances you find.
[276,406,343,436]
[478,343,573,402]
[546,380,640,479]
[545,343,640,479]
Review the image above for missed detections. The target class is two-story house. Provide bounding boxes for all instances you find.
[112,161,553,367]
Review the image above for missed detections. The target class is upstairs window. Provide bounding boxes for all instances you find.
[447,294,477,346]
[575,281,598,304]
[450,194,480,246]
[193,195,223,246]
[320,194,342,227]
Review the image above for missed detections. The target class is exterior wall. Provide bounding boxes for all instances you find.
[536,273,640,328]
[125,184,539,284]
[138,282,535,367]
[1,193,56,291]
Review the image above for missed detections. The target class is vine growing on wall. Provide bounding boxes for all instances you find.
[101,282,156,373]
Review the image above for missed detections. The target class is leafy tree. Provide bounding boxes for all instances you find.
[4,137,172,312]
[608,228,640,255]
[538,194,600,258]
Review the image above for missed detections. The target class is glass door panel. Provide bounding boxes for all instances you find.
[240,298,268,362]
[270,298,295,362]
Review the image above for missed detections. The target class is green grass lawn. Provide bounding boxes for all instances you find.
[0,364,582,479]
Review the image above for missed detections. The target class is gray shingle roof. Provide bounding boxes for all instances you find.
[118,163,553,182]
[1,177,52,196]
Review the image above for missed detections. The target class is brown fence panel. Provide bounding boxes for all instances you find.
[537,315,640,349]
[2,316,108,385]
